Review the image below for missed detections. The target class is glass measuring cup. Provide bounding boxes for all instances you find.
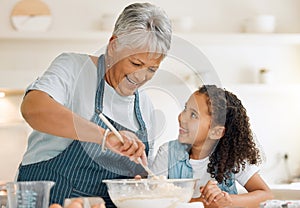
[0,183,7,208]
[6,181,54,208]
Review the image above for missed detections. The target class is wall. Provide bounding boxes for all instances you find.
[2,0,300,33]
[0,96,30,182]
[0,0,300,184]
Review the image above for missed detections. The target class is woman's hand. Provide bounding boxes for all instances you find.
[200,180,232,207]
[105,130,146,163]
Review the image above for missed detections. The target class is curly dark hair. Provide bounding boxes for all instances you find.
[198,85,262,184]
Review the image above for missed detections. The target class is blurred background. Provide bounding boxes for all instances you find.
[1,0,300,198]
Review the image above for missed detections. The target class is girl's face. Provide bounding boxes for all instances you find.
[106,52,163,96]
[178,92,212,145]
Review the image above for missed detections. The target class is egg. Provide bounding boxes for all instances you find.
[49,204,62,208]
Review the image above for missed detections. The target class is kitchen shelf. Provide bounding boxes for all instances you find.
[0,120,26,128]
[0,89,24,96]
[1,31,300,45]
[224,83,300,94]
[174,33,300,45]
[0,31,112,41]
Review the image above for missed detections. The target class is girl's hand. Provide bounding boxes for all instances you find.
[105,130,146,162]
[200,180,232,207]
[210,191,233,207]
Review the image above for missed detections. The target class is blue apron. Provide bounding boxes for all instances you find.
[17,55,149,207]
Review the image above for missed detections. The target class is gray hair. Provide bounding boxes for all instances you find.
[112,2,172,57]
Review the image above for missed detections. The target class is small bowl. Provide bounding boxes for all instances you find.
[103,178,198,208]
[244,15,276,33]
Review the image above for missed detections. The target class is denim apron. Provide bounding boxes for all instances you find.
[17,55,149,207]
[167,140,238,194]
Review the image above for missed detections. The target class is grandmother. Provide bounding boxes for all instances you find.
[17,3,172,207]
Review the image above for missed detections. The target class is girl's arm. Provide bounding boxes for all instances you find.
[229,173,274,207]
[199,173,273,208]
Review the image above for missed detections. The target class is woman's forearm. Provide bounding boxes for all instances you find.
[21,90,104,144]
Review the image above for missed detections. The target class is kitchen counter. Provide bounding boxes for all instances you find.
[270,183,300,200]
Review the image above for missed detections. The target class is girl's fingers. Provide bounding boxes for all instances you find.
[200,180,222,204]
[201,180,217,196]
[213,191,225,202]
[204,187,221,204]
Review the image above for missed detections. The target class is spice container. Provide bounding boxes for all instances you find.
[258,68,273,84]
[244,15,276,33]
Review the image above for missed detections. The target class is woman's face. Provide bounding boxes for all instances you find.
[178,92,212,146]
[106,52,163,96]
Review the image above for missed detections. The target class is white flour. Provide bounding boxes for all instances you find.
[104,178,197,208]
[113,197,179,208]
[109,181,193,208]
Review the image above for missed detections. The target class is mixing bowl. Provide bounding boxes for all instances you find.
[103,178,198,208]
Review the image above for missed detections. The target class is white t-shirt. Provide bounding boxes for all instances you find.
[22,53,156,165]
[189,157,259,197]
[150,142,260,198]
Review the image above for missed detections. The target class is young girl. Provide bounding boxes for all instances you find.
[150,85,273,208]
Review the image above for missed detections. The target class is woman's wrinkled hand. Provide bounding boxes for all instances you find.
[105,130,146,162]
[200,180,233,207]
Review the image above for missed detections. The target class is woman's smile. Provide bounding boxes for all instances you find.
[125,75,140,86]
[106,52,163,96]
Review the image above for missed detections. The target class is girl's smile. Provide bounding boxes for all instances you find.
[178,92,211,146]
[179,127,188,135]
